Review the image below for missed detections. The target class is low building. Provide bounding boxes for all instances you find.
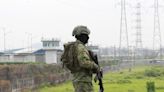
[41,38,62,64]
[0,38,63,64]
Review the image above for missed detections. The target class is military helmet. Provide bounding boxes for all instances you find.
[72,25,90,36]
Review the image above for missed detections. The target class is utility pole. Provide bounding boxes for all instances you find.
[26,32,32,52]
[3,27,6,53]
[3,27,11,53]
[119,0,129,67]
[1,27,11,63]
[135,2,143,59]
[129,45,135,69]
[153,0,162,59]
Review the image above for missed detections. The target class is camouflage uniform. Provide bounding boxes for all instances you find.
[72,40,99,92]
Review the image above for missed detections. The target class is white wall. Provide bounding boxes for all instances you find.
[0,54,36,62]
[45,50,57,64]
[13,54,35,62]
[0,55,10,62]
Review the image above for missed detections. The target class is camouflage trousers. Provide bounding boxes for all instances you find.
[73,82,94,92]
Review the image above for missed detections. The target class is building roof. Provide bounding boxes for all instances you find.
[1,45,62,55]
[0,52,4,55]
[33,49,45,55]
[14,48,37,54]
[34,49,62,55]
[2,48,24,54]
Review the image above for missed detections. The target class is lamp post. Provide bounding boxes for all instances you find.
[25,32,32,52]
[3,27,12,53]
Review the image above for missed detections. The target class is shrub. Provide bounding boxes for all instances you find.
[147,81,155,92]
[144,68,161,77]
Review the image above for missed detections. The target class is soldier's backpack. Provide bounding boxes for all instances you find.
[61,42,78,72]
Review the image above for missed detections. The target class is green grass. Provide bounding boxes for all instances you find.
[38,65,164,92]
[38,82,74,92]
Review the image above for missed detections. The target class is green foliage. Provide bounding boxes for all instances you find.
[144,67,162,77]
[135,75,144,79]
[116,79,132,84]
[38,66,164,92]
[147,81,155,92]
[156,86,164,90]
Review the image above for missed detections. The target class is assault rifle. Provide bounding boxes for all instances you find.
[88,50,104,92]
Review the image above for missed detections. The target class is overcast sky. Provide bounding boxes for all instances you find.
[0,0,164,51]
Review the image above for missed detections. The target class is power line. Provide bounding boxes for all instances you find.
[119,0,129,61]
[135,2,143,58]
[153,0,162,59]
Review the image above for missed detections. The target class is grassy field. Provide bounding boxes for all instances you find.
[38,65,164,92]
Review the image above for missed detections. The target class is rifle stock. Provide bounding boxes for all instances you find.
[88,50,104,92]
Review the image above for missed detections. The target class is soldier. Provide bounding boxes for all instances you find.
[71,25,99,92]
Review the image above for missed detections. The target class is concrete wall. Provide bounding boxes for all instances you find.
[13,55,35,62]
[0,55,10,62]
[0,54,35,62]
[45,50,57,64]
[0,50,62,64]
[35,55,45,63]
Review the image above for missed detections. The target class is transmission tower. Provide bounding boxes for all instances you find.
[135,2,143,58]
[153,0,162,59]
[119,0,129,63]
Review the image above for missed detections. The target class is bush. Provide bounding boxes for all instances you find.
[147,81,155,92]
[144,68,161,77]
